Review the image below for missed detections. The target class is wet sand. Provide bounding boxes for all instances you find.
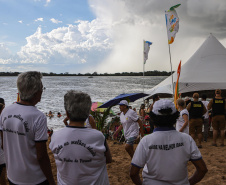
[47,137,226,185]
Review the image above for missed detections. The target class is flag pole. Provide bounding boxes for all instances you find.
[168,44,174,97]
[143,40,145,103]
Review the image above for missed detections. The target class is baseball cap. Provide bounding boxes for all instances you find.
[152,99,176,115]
[118,100,129,106]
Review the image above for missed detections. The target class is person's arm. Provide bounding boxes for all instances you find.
[63,117,69,126]
[113,125,123,139]
[35,142,56,185]
[189,159,208,185]
[186,102,191,111]
[104,140,112,164]
[207,99,213,110]
[130,165,142,185]
[89,116,96,129]
[137,119,144,137]
[179,114,189,132]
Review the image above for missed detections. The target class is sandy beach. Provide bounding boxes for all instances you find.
[47,137,226,185]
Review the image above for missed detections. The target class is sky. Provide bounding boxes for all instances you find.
[0,0,226,74]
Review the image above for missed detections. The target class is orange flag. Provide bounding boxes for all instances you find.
[174,60,181,108]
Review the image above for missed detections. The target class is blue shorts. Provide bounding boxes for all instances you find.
[126,136,137,145]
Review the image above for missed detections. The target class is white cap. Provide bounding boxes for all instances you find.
[118,100,129,106]
[185,96,190,101]
[152,99,177,115]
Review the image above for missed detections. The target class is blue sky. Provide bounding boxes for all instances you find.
[0,0,226,74]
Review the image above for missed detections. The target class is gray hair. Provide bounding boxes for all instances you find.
[17,71,43,101]
[64,90,91,122]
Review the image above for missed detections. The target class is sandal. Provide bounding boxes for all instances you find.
[212,143,217,147]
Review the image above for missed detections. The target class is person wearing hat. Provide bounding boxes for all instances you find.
[130,99,208,185]
[187,93,207,148]
[207,89,226,147]
[113,100,144,158]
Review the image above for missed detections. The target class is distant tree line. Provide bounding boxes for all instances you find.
[0,70,172,77]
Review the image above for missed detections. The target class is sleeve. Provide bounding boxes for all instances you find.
[34,115,48,142]
[189,137,202,161]
[130,110,139,122]
[131,139,146,168]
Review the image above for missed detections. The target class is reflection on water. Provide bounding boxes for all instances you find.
[0,76,167,130]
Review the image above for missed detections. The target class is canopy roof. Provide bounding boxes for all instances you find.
[146,34,226,98]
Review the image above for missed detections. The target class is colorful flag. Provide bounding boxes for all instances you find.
[143,40,152,64]
[165,4,181,44]
[174,60,181,108]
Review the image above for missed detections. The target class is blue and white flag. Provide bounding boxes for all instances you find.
[144,41,152,64]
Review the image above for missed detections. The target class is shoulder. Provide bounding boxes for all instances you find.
[181,109,189,115]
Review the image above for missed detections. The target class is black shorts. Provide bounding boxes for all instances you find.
[0,163,6,176]
[8,179,49,185]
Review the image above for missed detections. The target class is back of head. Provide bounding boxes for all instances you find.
[201,94,207,100]
[17,71,43,101]
[0,98,5,105]
[64,90,91,122]
[0,98,5,112]
[140,104,145,109]
[193,93,199,100]
[152,94,159,101]
[177,98,185,108]
[149,99,179,127]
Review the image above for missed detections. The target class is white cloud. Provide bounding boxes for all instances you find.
[35,18,44,22]
[50,18,62,24]
[18,20,23,24]
[16,19,112,67]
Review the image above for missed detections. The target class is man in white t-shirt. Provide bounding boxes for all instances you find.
[0,71,55,185]
[113,100,144,158]
[49,90,112,185]
[130,100,208,185]
[201,94,209,142]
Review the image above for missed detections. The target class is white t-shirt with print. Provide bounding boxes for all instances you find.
[202,100,209,119]
[176,109,189,134]
[84,114,93,128]
[120,109,139,140]
[49,126,109,185]
[0,103,48,184]
[132,128,202,185]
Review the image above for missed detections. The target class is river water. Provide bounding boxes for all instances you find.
[0,76,167,130]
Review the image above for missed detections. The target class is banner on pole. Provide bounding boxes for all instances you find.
[143,40,152,64]
[165,4,181,44]
[174,60,181,108]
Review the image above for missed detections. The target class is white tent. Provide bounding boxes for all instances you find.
[146,34,226,98]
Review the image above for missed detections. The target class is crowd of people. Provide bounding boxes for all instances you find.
[0,70,225,184]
